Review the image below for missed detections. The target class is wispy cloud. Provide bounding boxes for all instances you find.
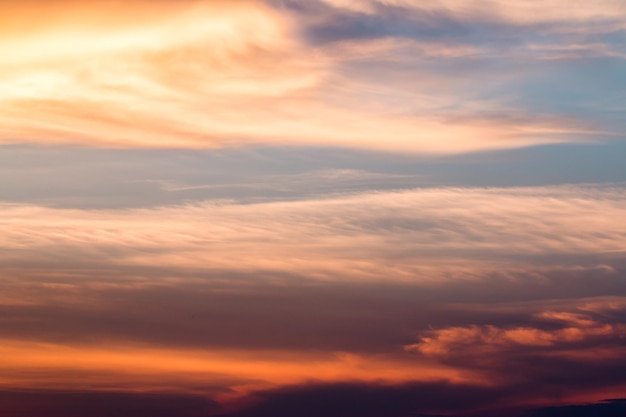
[2,186,625,278]
[0,185,624,405]
[1,2,625,415]
[1,0,620,152]
[314,0,626,28]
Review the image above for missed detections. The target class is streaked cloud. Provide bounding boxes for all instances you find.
[0,184,624,412]
[317,0,626,26]
[3,143,626,209]
[1,2,625,415]
[1,0,622,152]
[2,186,624,279]
[0,340,465,395]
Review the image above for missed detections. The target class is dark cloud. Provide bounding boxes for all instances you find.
[216,381,518,417]
[271,0,535,46]
[0,389,218,417]
[406,311,626,406]
[0,387,623,417]
[210,381,626,417]
[0,274,450,352]
[305,5,471,44]
[524,399,626,417]
[1,265,625,353]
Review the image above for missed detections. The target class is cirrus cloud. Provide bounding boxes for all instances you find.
[0,0,617,152]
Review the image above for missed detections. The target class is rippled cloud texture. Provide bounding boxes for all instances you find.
[1,1,625,416]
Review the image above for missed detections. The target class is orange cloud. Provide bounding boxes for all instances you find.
[0,0,604,152]
[407,318,626,356]
[402,301,626,406]
[0,340,468,399]
[0,183,624,412]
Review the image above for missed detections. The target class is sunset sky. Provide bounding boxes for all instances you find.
[1,1,625,416]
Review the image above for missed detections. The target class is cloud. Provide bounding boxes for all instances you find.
[0,338,471,399]
[525,399,626,417]
[1,3,625,414]
[0,185,624,397]
[1,182,625,363]
[403,302,626,409]
[407,309,626,356]
[216,381,517,417]
[0,0,617,152]
[0,387,623,417]
[0,184,624,410]
[3,143,626,209]
[1,185,625,280]
[315,0,626,28]
[0,389,219,417]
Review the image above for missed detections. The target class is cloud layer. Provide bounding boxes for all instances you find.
[1,0,623,152]
[2,185,625,277]
[2,1,625,415]
[0,185,625,414]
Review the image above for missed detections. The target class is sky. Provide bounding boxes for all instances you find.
[0,1,625,416]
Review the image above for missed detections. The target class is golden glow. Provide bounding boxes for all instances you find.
[0,340,470,397]
[1,2,625,414]
[0,0,605,152]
